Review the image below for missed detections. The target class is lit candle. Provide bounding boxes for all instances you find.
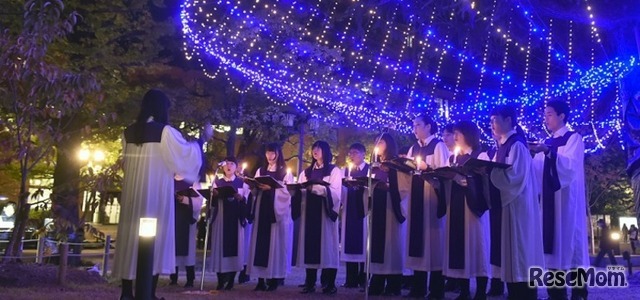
[415,156,422,171]
[348,162,353,178]
[454,146,461,165]
[286,167,292,184]
[374,147,379,162]
[241,162,248,175]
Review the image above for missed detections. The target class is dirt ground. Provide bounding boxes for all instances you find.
[1,263,640,300]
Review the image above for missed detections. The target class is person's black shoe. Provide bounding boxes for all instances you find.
[404,292,426,298]
[254,282,267,291]
[367,288,383,296]
[184,281,194,288]
[298,283,307,287]
[323,286,338,295]
[300,286,316,294]
[382,290,401,296]
[342,282,359,288]
[426,293,445,300]
[119,296,134,300]
[216,281,225,290]
[266,279,279,291]
[454,293,471,300]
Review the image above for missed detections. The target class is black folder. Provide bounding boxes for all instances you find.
[342,176,382,189]
[422,167,466,180]
[460,157,510,170]
[176,187,201,198]
[197,186,237,199]
[286,180,330,190]
[381,157,418,174]
[244,175,284,189]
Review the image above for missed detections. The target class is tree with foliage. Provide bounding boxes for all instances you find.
[585,137,635,224]
[0,0,101,260]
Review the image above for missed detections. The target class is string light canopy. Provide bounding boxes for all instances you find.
[180,0,637,152]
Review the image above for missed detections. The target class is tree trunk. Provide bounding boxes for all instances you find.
[52,134,83,237]
[226,125,237,157]
[297,124,305,177]
[3,179,30,261]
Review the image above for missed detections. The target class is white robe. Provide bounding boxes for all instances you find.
[490,131,545,283]
[339,166,369,263]
[442,153,491,279]
[296,166,342,269]
[532,126,590,270]
[209,177,250,273]
[176,182,204,267]
[399,135,449,272]
[247,169,294,278]
[370,183,408,275]
[113,125,203,279]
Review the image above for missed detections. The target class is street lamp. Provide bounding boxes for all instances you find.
[136,217,156,300]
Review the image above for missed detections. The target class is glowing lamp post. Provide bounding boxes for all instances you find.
[136,217,157,300]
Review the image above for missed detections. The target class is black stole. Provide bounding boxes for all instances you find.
[252,167,286,267]
[542,131,575,254]
[371,166,405,263]
[214,177,246,258]
[343,164,368,255]
[175,180,193,256]
[409,138,440,257]
[303,166,338,265]
[447,150,488,269]
[490,133,527,266]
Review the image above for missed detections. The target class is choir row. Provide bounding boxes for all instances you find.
[175,102,589,300]
[112,90,588,300]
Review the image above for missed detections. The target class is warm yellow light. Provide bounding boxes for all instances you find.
[139,218,157,237]
[93,150,105,162]
[78,149,90,161]
[454,146,461,157]
[610,232,621,241]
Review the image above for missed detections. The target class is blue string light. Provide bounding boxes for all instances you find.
[180,0,636,152]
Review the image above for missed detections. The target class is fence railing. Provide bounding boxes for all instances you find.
[0,235,113,277]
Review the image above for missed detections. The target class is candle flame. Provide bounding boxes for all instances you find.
[348,162,353,170]
[454,146,461,156]
[242,162,248,169]
[416,156,422,163]
[286,167,292,174]
[374,147,379,154]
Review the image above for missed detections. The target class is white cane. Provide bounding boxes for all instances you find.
[199,187,213,291]
[200,164,224,291]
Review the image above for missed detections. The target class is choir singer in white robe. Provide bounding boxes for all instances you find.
[248,143,294,292]
[209,157,250,290]
[488,105,544,300]
[294,140,342,295]
[113,89,209,300]
[442,121,491,300]
[367,133,407,296]
[398,114,448,299]
[340,143,369,289]
[530,100,589,300]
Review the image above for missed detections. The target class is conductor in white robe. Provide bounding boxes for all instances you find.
[530,100,589,300]
[209,157,250,290]
[488,105,544,300]
[398,114,448,298]
[247,142,294,291]
[113,89,208,300]
[340,143,369,288]
[293,140,342,295]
